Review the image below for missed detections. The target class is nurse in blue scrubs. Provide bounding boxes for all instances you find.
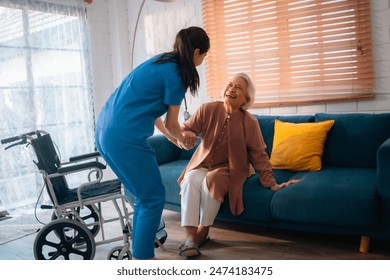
[95,26,209,259]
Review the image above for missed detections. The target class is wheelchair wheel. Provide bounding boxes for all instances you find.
[51,204,100,237]
[34,219,96,260]
[107,246,132,260]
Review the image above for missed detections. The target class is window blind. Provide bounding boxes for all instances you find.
[202,0,373,107]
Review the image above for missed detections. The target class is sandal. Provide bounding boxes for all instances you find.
[178,241,201,257]
[178,236,211,249]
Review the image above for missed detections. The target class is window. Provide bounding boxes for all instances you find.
[0,0,95,214]
[202,0,373,107]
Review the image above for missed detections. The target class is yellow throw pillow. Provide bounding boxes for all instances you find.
[270,119,335,171]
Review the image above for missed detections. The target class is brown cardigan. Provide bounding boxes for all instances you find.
[178,102,276,216]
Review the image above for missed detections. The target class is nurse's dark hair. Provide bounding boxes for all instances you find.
[154,26,210,97]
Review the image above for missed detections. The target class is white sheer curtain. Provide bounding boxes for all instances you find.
[0,0,95,215]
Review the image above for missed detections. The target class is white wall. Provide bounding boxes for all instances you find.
[86,0,390,117]
[87,0,206,119]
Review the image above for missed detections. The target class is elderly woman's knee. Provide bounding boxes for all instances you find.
[182,168,207,187]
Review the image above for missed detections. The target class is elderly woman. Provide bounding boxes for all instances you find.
[176,73,298,257]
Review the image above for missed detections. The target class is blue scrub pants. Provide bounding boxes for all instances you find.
[95,131,165,259]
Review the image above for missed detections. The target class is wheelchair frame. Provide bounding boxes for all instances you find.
[1,130,166,260]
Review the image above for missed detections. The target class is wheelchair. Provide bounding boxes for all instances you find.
[1,130,167,260]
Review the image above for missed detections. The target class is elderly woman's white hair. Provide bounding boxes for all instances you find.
[222,73,256,110]
[236,72,255,110]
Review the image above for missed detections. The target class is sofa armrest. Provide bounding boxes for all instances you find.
[378,138,390,198]
[147,134,182,165]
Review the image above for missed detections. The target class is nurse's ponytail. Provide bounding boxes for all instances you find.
[155,26,210,97]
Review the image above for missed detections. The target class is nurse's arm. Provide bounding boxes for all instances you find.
[164,105,183,141]
[155,117,181,148]
[165,105,196,149]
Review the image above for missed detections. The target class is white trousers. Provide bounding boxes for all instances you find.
[180,168,221,227]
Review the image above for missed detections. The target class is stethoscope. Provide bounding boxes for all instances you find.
[183,96,191,121]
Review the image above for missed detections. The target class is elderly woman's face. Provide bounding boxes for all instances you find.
[223,76,248,110]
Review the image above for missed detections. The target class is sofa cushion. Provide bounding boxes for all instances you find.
[255,115,315,156]
[217,169,296,222]
[270,119,334,171]
[270,167,378,227]
[218,175,275,222]
[315,113,390,168]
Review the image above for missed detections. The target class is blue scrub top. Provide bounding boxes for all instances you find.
[96,54,185,141]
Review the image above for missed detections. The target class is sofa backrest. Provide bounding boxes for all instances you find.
[147,134,182,164]
[255,115,315,156]
[179,115,315,160]
[176,112,390,169]
[315,113,390,168]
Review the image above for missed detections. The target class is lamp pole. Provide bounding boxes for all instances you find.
[130,0,146,70]
[130,0,176,70]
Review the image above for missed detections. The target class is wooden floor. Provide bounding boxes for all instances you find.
[1,203,390,260]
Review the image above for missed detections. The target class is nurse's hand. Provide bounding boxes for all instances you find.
[167,137,182,149]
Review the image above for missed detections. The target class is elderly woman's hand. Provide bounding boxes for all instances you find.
[180,131,198,150]
[270,179,300,191]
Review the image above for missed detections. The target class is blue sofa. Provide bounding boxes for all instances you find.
[147,113,390,253]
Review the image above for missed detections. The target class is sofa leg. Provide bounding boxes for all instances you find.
[359,236,370,253]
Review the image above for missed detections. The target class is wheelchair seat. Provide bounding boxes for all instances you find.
[56,179,122,205]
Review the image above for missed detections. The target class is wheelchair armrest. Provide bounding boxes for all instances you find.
[69,151,101,162]
[57,161,106,173]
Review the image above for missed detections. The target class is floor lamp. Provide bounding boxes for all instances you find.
[130,0,176,70]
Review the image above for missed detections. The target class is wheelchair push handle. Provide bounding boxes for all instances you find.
[1,135,21,145]
[1,130,43,150]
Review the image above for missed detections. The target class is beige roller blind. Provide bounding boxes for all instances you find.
[202,0,373,107]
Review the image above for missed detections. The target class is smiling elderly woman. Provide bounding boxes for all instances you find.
[176,72,298,257]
